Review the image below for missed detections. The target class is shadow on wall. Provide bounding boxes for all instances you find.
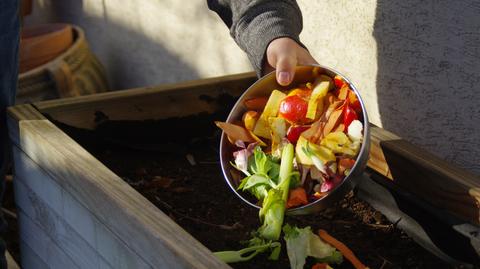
[373,0,480,174]
[36,0,199,90]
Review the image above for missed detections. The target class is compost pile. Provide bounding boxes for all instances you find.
[54,108,458,269]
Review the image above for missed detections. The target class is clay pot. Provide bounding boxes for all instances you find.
[19,23,74,73]
[17,25,109,103]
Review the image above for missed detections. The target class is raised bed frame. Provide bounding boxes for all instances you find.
[7,72,480,268]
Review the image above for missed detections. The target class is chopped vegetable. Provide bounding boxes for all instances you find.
[343,102,358,129]
[348,90,362,113]
[322,109,343,137]
[337,85,349,100]
[283,224,342,269]
[279,95,309,124]
[286,125,310,144]
[286,187,308,208]
[242,111,259,131]
[295,136,314,166]
[334,75,346,89]
[269,117,288,158]
[237,146,280,200]
[232,141,257,176]
[215,121,256,144]
[306,79,330,120]
[253,90,286,139]
[318,229,369,269]
[321,131,359,157]
[214,240,281,263]
[287,88,312,99]
[338,158,356,176]
[315,250,344,265]
[347,119,363,142]
[244,96,269,111]
[258,143,294,241]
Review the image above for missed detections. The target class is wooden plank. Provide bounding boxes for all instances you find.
[8,109,230,269]
[6,250,20,269]
[367,125,398,179]
[367,126,480,225]
[7,103,46,122]
[34,72,256,129]
[18,210,80,269]
[20,240,49,269]
[13,143,157,268]
[13,146,64,215]
[14,178,106,269]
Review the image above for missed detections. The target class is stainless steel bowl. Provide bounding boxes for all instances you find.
[220,65,370,215]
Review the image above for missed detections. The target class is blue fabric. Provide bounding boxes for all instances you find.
[0,1,20,268]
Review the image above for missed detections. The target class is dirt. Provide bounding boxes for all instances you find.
[54,113,463,269]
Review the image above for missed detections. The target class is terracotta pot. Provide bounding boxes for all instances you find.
[19,23,74,73]
[17,25,109,104]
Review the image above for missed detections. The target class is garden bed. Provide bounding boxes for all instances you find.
[8,72,479,268]
[56,115,450,269]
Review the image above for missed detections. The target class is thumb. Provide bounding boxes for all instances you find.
[275,53,297,86]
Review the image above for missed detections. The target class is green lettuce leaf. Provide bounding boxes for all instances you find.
[283,224,341,269]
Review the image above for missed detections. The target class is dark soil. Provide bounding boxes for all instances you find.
[53,112,465,269]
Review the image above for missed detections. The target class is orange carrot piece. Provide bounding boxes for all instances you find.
[318,229,368,269]
[244,97,269,111]
[338,158,356,175]
[286,187,308,208]
[214,121,256,144]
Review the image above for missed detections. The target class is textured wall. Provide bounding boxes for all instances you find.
[26,0,480,174]
[25,0,252,89]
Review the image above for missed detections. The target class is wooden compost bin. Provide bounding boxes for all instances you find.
[7,72,480,268]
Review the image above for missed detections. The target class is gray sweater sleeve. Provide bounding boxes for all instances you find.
[207,0,304,77]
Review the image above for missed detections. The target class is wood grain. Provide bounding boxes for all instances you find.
[8,107,230,269]
[34,72,257,129]
[13,146,150,269]
[367,125,480,225]
[18,210,80,269]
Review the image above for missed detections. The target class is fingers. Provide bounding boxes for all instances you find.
[265,37,318,86]
[275,52,297,86]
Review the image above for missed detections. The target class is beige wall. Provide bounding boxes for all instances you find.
[26,0,480,175]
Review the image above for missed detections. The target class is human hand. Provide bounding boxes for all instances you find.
[264,37,318,86]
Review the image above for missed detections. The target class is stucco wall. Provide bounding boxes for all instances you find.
[25,0,480,175]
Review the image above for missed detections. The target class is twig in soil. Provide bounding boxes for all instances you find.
[1,208,17,219]
[154,196,243,231]
[378,255,392,269]
[186,154,196,166]
[365,223,394,230]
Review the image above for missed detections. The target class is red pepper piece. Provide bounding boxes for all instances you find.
[343,102,358,129]
[334,75,346,89]
[286,125,310,144]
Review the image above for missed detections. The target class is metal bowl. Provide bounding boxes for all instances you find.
[220,65,370,215]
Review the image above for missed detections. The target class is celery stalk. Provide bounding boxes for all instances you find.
[258,143,294,241]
